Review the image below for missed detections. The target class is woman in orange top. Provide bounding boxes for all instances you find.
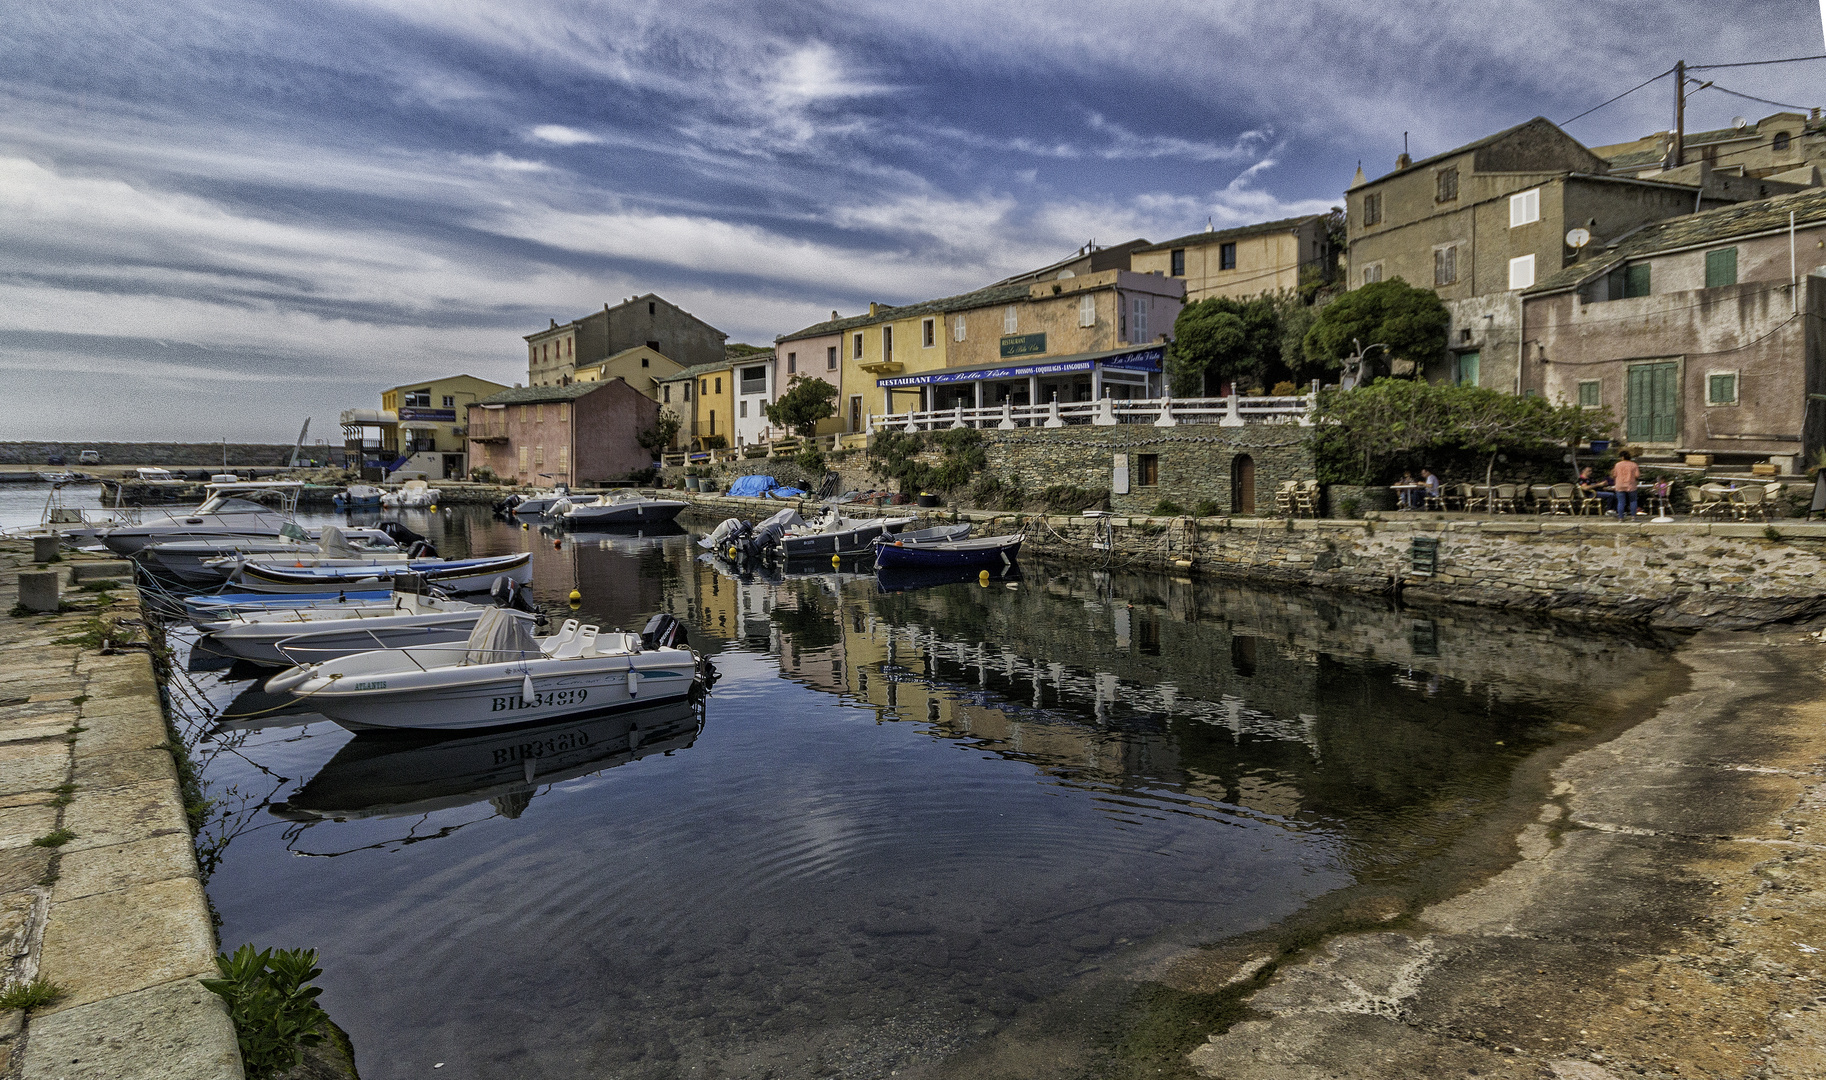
[1610,450,1641,519]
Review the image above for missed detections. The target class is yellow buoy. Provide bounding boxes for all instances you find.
[568,588,582,603]
[831,554,841,566]
[979,569,990,586]
[521,522,529,531]
[430,504,438,512]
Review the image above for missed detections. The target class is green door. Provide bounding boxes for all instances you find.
[1626,361,1679,442]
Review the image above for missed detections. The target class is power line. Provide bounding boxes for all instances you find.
[1690,54,1826,70]
[1561,67,1675,125]
[1695,81,1816,113]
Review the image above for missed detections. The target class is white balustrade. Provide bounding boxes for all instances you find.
[867,394,1315,433]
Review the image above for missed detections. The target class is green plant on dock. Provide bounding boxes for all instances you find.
[30,829,73,848]
[1150,499,1185,517]
[0,977,63,1011]
[1192,499,1220,517]
[202,945,331,1080]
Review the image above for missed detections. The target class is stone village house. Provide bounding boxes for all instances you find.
[1129,215,1334,304]
[1522,186,1826,471]
[524,294,727,392]
[466,379,659,487]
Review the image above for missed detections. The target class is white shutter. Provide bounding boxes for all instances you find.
[517,446,528,471]
[1132,298,1148,341]
[1508,254,1536,290]
[1003,305,1017,334]
[1078,294,1095,327]
[953,315,965,342]
[1510,189,1540,227]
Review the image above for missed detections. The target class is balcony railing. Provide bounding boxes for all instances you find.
[469,422,510,443]
[869,393,1316,432]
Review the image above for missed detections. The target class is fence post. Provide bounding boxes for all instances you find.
[1092,397,1118,426]
[1152,395,1177,428]
[952,404,968,430]
[1044,397,1065,428]
[1219,391,1245,428]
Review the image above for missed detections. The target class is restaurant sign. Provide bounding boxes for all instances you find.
[398,407,458,423]
[999,333,1047,358]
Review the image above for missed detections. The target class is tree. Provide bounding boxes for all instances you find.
[636,410,681,455]
[765,375,838,437]
[1166,296,1281,395]
[1301,278,1449,377]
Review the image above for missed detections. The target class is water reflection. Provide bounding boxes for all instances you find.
[168,507,1677,1080]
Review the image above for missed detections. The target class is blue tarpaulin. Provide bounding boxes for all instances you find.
[725,475,778,497]
[773,486,807,497]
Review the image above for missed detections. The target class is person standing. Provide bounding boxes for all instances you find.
[1610,450,1641,520]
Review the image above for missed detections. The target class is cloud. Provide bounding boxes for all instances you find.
[528,125,602,146]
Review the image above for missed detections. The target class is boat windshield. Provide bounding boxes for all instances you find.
[194,495,286,515]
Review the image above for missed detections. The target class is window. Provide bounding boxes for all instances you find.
[740,366,766,394]
[1437,166,1459,202]
[1775,131,1792,152]
[1626,361,1679,442]
[557,445,567,468]
[1131,297,1149,342]
[641,357,649,367]
[852,332,863,359]
[1577,380,1601,407]
[714,377,721,394]
[1170,249,1185,276]
[708,410,715,434]
[663,385,671,403]
[699,379,707,395]
[404,389,431,407]
[1078,294,1095,328]
[1219,242,1236,270]
[787,351,796,374]
[827,346,838,370]
[1457,352,1480,387]
[1003,305,1018,334]
[882,325,893,360]
[1362,262,1383,285]
[739,400,747,418]
[922,317,935,347]
[1510,189,1541,227]
[535,404,544,423]
[1508,254,1536,291]
[683,382,691,401]
[534,444,544,465]
[441,395,455,409]
[1705,247,1738,288]
[1707,372,1738,406]
[1135,454,1159,486]
[646,339,659,352]
[1434,245,1457,286]
[953,315,966,342]
[648,302,656,315]
[1362,192,1382,227]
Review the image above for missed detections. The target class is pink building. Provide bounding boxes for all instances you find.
[467,378,660,486]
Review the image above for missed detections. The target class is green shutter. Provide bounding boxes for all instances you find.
[1457,351,1480,387]
[1705,248,1737,289]
[1627,362,1679,442]
[1578,380,1601,407]
[1624,263,1651,298]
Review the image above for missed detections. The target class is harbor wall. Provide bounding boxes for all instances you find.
[669,492,1826,630]
[0,442,311,467]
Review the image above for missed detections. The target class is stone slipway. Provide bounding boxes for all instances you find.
[0,542,241,1080]
[1182,628,1826,1079]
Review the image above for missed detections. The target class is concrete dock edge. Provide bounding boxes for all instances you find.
[0,541,242,1080]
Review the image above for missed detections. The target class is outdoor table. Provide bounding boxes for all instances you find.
[1390,483,1424,510]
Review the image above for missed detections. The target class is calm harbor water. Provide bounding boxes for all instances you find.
[5,489,1680,1078]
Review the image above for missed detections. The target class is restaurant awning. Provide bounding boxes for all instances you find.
[876,345,1163,388]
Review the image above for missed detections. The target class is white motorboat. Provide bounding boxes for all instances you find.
[333,484,383,509]
[769,508,916,558]
[145,525,405,585]
[504,487,570,516]
[555,490,687,527]
[195,587,500,666]
[266,610,701,731]
[230,551,532,594]
[98,481,306,555]
[381,479,441,508]
[183,590,396,621]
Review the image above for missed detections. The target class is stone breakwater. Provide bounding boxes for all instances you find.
[667,491,1826,630]
[0,544,242,1079]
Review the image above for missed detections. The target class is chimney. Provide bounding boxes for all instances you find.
[831,310,839,321]
[869,302,880,315]
[1395,152,1411,170]
[549,318,557,329]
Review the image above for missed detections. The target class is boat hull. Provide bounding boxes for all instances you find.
[873,536,1022,570]
[560,500,687,527]
[777,517,912,558]
[200,611,484,666]
[233,553,532,594]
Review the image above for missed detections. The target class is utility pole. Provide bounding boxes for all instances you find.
[1672,59,1685,167]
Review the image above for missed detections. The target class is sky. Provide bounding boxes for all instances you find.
[1,1,1822,442]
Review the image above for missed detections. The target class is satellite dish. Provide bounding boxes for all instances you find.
[1565,228,1592,249]
[1056,269,1075,279]
[1732,116,1749,130]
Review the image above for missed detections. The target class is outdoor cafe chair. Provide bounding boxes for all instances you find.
[1697,483,1735,519]
[1294,480,1320,518]
[1549,483,1576,515]
[1274,480,1297,516]
[1443,483,1472,511]
[1466,485,1491,512]
[1491,484,1519,514]
[1528,484,1554,513]
[1732,485,1768,521]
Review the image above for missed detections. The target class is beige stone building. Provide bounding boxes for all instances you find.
[572,345,684,398]
[1130,216,1333,302]
[524,294,727,390]
[1596,110,1826,186]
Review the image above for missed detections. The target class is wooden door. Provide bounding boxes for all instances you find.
[1231,454,1256,514]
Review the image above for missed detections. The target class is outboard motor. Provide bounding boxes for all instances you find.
[378,521,429,549]
[489,575,538,613]
[405,539,438,558]
[641,613,688,651]
[746,520,787,559]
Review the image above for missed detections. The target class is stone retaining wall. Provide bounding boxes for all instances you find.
[0,442,312,467]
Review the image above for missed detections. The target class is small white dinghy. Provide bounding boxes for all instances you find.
[266,609,700,731]
[193,574,525,666]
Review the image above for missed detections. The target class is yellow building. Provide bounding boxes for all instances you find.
[1128,215,1333,303]
[656,362,734,449]
[366,373,508,478]
[574,345,685,400]
[840,302,956,425]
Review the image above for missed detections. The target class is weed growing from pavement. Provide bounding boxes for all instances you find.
[0,978,64,1011]
[30,829,73,848]
[203,945,332,1080]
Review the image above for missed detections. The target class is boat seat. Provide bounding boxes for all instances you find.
[569,626,599,659]
[540,619,581,656]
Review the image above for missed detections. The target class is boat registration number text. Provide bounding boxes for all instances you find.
[491,688,589,713]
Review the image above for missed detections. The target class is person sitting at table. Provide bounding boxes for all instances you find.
[1396,470,1421,510]
[1421,467,1442,509]
[1577,466,1616,513]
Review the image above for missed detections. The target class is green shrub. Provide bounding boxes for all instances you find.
[0,978,62,1011]
[1150,499,1185,516]
[1041,485,1108,513]
[1191,499,1220,517]
[795,445,826,475]
[203,945,332,1080]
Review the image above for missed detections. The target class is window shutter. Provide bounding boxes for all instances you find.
[1624,263,1651,298]
[1078,294,1095,328]
[953,315,965,342]
[1508,254,1535,291]
[1705,248,1738,288]
[1509,190,1540,227]
[1003,306,1017,334]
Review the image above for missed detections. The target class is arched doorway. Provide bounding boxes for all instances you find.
[1231,454,1256,514]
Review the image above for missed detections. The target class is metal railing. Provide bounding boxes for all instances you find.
[869,393,1316,432]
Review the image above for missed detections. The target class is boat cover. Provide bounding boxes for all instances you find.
[316,526,356,557]
[725,475,777,498]
[462,609,540,665]
[773,487,807,497]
